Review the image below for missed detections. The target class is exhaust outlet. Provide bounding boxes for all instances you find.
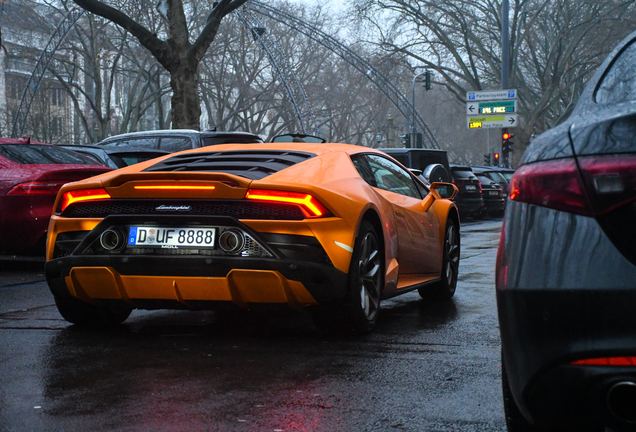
[607,381,636,423]
[100,228,126,252]
[219,230,245,253]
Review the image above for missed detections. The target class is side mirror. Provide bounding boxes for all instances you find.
[430,182,458,200]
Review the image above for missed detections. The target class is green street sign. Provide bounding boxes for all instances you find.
[466,100,517,115]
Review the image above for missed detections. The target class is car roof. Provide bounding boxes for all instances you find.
[0,137,49,145]
[97,129,261,143]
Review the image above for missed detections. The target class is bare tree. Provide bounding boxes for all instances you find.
[353,0,636,160]
[71,0,248,130]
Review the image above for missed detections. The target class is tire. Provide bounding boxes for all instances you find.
[502,355,542,432]
[54,295,132,326]
[420,219,459,300]
[312,220,383,334]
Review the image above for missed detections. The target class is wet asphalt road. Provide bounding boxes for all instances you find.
[0,219,505,432]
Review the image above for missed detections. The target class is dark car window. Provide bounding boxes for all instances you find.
[103,137,159,149]
[451,168,477,180]
[0,144,101,165]
[486,171,507,184]
[351,156,378,187]
[476,174,494,186]
[364,155,422,199]
[159,137,193,152]
[596,39,636,104]
[201,134,263,146]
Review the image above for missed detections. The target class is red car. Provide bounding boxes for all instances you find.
[0,138,111,255]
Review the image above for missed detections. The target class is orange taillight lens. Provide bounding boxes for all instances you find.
[58,188,111,213]
[245,189,330,218]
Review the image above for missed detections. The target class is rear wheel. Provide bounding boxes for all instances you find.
[54,295,132,326]
[312,220,383,334]
[420,219,459,300]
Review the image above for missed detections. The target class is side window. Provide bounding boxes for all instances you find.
[366,155,422,199]
[159,137,193,152]
[114,138,159,149]
[351,155,378,187]
[596,40,636,104]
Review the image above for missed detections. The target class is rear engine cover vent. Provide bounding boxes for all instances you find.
[144,150,316,180]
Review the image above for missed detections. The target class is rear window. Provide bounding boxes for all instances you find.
[476,174,494,185]
[102,137,159,149]
[201,134,263,146]
[0,144,100,165]
[451,168,477,180]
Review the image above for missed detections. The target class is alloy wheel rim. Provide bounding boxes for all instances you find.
[358,232,381,320]
[445,224,459,287]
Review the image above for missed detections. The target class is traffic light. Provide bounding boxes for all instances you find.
[484,153,491,165]
[423,70,432,90]
[415,132,423,148]
[502,132,515,154]
[400,134,411,148]
[493,152,500,166]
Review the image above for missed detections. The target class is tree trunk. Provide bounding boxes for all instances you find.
[170,61,201,130]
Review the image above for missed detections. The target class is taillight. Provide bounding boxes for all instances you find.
[572,357,636,366]
[7,181,66,195]
[58,188,111,213]
[578,155,636,215]
[133,185,216,191]
[245,189,330,218]
[509,158,593,216]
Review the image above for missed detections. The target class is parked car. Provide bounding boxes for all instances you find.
[472,166,510,196]
[470,168,505,217]
[45,143,459,332]
[494,167,515,183]
[379,148,451,183]
[0,138,111,255]
[96,129,263,152]
[497,30,636,432]
[449,164,484,218]
[58,145,170,169]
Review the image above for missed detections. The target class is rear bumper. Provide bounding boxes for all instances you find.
[497,201,636,430]
[46,252,348,310]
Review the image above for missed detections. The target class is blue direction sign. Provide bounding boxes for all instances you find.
[467,89,517,101]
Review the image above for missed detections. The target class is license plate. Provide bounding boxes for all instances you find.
[128,227,216,248]
[489,191,499,196]
[465,185,476,191]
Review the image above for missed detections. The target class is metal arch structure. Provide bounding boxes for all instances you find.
[248,1,440,149]
[13,6,316,138]
[14,3,439,148]
[233,7,318,136]
[11,8,85,138]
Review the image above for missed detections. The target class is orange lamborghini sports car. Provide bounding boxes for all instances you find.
[45,143,460,332]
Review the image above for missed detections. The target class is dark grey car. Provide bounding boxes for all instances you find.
[96,129,263,152]
[497,31,636,432]
[58,145,170,170]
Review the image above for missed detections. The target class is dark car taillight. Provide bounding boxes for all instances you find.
[510,155,636,217]
[578,154,636,215]
[7,181,67,196]
[509,158,593,216]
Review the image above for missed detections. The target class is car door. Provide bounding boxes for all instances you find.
[354,154,441,275]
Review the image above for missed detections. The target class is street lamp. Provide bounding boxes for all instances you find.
[412,71,426,139]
